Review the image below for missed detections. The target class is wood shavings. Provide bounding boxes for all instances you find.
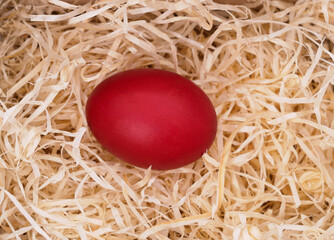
[1,0,334,239]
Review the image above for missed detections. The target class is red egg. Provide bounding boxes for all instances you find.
[86,69,217,170]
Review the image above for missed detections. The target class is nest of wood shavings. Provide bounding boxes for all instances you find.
[1,0,334,239]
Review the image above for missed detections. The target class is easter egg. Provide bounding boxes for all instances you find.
[86,69,217,170]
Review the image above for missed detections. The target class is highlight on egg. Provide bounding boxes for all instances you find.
[86,69,217,170]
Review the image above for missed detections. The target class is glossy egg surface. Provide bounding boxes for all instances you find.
[86,69,217,170]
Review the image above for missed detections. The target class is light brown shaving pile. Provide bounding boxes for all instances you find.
[0,0,334,239]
